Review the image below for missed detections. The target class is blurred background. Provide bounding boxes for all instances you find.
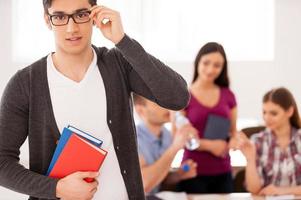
[0,0,301,199]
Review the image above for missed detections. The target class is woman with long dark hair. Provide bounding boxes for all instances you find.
[178,42,237,193]
[233,87,301,196]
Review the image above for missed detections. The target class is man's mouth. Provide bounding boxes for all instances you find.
[66,37,82,41]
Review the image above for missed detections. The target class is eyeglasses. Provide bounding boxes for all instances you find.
[48,10,91,26]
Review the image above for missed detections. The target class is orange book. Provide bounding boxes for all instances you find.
[49,133,107,182]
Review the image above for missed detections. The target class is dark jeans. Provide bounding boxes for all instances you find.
[177,172,233,194]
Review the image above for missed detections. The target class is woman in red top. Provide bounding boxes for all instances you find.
[178,42,237,193]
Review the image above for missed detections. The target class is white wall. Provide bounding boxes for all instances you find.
[275,0,301,107]
[164,0,301,122]
[0,0,13,94]
[0,0,301,199]
[1,0,301,121]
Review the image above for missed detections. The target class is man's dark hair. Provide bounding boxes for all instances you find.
[43,0,97,13]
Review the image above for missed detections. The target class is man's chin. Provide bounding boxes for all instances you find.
[61,45,90,55]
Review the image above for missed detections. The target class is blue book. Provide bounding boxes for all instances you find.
[67,125,103,148]
[46,128,73,175]
[46,126,103,175]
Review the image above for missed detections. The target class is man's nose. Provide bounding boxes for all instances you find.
[66,17,79,33]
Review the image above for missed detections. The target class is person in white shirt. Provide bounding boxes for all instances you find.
[0,0,189,199]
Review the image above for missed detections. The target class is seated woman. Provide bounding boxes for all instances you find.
[231,87,301,195]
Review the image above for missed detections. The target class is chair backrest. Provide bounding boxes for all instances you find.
[233,169,247,192]
[241,126,265,138]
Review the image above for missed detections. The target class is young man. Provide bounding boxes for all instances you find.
[0,0,189,200]
[133,94,197,195]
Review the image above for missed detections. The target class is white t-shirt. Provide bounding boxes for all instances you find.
[47,49,129,200]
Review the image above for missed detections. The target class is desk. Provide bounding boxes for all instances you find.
[189,193,301,200]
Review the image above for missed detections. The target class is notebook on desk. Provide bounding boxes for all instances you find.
[203,114,231,140]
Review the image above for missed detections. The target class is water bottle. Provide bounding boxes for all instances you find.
[175,112,200,151]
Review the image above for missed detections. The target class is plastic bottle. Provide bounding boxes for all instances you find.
[175,112,200,151]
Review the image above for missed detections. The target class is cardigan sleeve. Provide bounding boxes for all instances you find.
[114,34,190,110]
[0,71,58,199]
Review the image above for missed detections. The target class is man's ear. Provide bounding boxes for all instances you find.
[134,105,144,117]
[44,13,52,30]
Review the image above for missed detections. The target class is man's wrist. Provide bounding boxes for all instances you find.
[114,33,125,45]
[169,144,181,155]
[175,168,184,181]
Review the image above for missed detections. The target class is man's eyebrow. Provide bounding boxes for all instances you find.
[74,8,90,13]
[51,11,65,15]
[50,8,89,15]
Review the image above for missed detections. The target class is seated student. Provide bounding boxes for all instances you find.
[133,94,198,195]
[231,87,301,195]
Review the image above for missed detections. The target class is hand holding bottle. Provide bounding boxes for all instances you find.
[174,112,200,150]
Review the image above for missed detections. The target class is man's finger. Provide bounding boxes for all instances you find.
[76,171,99,178]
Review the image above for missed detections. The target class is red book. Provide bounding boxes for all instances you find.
[49,133,107,182]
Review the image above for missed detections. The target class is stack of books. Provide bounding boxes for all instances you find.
[46,126,107,182]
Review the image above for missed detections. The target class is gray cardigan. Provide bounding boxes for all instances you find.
[0,35,189,200]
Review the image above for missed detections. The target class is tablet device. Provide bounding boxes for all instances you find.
[203,114,231,140]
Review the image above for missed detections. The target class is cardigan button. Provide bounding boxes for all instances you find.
[109,120,112,124]
[123,169,127,174]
